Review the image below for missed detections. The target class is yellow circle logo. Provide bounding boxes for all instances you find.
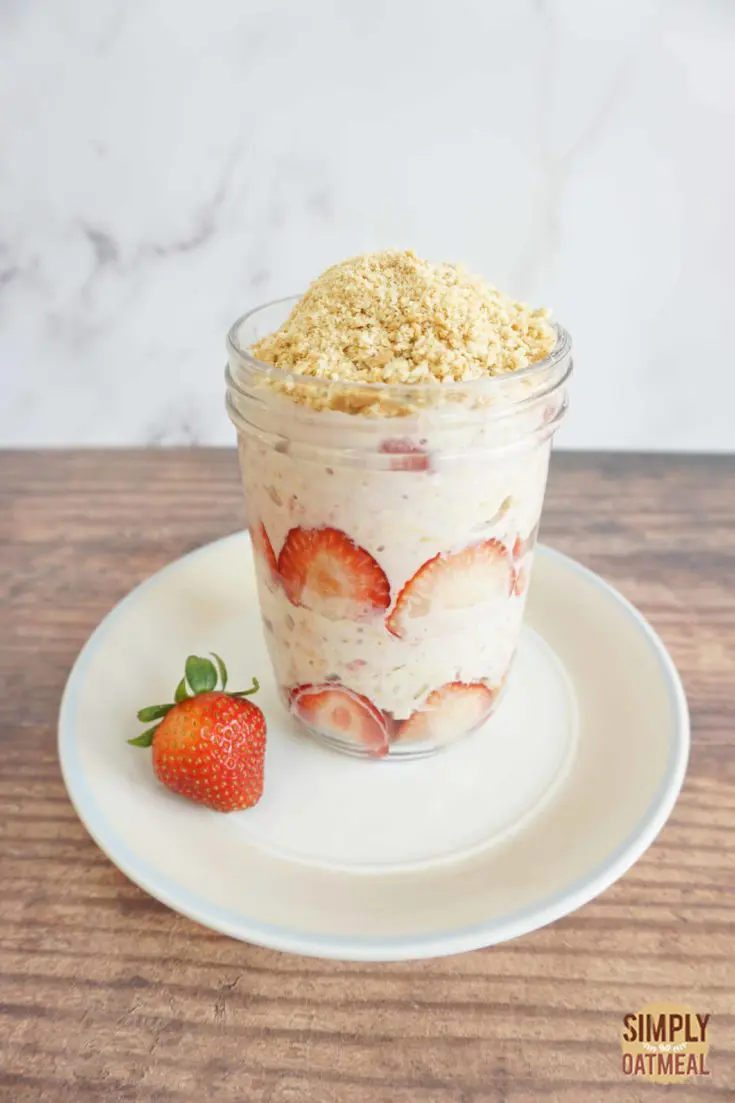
[621,1002,711,1084]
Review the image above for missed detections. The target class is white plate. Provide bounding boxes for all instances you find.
[59,535,689,961]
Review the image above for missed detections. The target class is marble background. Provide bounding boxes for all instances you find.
[1,0,733,449]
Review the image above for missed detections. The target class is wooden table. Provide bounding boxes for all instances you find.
[1,449,733,1102]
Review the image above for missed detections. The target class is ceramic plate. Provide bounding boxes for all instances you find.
[59,534,689,961]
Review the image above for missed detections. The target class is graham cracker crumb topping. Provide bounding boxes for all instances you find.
[252,250,555,387]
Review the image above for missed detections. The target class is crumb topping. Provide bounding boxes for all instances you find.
[252,250,555,386]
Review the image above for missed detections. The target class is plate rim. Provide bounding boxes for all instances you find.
[58,534,690,961]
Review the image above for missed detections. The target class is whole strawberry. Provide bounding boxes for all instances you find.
[129,654,266,812]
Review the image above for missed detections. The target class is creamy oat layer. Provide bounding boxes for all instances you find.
[251,251,555,414]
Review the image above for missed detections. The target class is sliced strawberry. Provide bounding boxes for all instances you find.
[397,682,495,744]
[251,520,279,583]
[380,709,402,740]
[291,684,389,757]
[512,565,528,596]
[278,527,390,621]
[386,538,512,638]
[380,438,431,472]
[512,523,539,562]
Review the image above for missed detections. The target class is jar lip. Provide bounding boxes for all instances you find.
[227,295,572,396]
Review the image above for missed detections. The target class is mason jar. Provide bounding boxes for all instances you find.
[226,297,572,759]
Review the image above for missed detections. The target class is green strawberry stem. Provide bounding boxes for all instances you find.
[128,656,259,747]
[137,703,173,723]
[129,726,158,747]
[230,677,259,698]
[210,652,228,690]
[185,655,217,694]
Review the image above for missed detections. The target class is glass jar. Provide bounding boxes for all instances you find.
[226,297,572,759]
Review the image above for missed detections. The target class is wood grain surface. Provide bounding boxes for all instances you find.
[1,449,733,1102]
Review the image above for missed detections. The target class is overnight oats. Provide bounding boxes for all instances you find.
[226,251,572,758]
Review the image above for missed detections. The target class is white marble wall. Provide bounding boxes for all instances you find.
[1,0,734,450]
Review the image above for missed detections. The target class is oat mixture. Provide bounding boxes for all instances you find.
[252,250,555,387]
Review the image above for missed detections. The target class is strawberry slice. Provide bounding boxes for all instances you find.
[251,520,279,583]
[278,526,390,621]
[381,710,402,740]
[512,565,528,597]
[397,682,495,744]
[386,538,512,638]
[291,684,389,757]
[512,523,539,561]
[380,438,431,472]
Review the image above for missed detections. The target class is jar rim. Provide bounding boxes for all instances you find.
[227,295,572,399]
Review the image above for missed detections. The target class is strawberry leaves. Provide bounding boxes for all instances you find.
[230,677,259,699]
[128,726,158,748]
[210,652,228,691]
[185,655,217,694]
[128,654,259,747]
[137,704,173,723]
